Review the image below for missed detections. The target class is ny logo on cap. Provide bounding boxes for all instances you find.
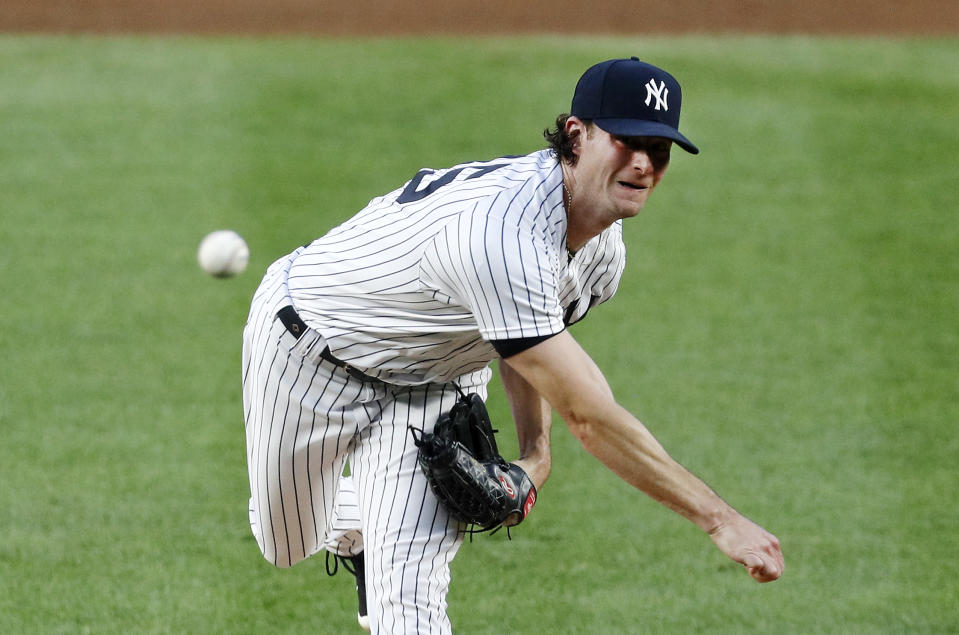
[644,79,669,111]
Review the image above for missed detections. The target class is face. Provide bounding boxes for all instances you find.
[566,117,671,224]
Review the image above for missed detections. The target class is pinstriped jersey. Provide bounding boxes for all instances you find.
[286,150,626,386]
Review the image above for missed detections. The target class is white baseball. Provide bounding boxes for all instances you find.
[197,230,249,277]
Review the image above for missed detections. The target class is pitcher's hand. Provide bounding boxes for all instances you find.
[709,514,784,583]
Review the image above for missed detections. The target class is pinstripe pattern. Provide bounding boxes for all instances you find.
[324,475,363,557]
[287,150,626,385]
[243,250,475,633]
[242,150,627,632]
[350,382,475,633]
[243,248,370,567]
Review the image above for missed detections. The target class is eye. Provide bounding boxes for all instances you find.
[650,140,672,155]
[616,136,672,156]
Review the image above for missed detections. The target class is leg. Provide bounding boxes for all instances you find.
[242,257,373,567]
[351,384,485,634]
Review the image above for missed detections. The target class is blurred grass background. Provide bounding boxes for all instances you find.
[0,35,957,632]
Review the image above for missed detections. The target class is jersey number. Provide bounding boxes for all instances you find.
[396,163,509,204]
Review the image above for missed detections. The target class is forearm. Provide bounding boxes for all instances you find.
[504,333,732,531]
[504,332,783,581]
[498,360,552,489]
[574,400,735,532]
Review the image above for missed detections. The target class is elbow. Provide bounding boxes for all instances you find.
[561,394,620,453]
[563,408,599,450]
[569,422,596,452]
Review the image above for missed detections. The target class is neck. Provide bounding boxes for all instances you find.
[561,163,580,252]
[562,163,615,252]
[561,161,597,253]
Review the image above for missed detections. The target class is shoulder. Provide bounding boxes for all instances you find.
[476,152,566,237]
[393,150,553,206]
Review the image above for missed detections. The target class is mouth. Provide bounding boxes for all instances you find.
[618,181,648,191]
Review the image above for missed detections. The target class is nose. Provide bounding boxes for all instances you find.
[632,149,653,175]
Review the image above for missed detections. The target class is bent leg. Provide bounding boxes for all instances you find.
[242,270,372,567]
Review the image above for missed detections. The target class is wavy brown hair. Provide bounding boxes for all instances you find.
[543,114,592,165]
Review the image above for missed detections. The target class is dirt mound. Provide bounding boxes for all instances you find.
[2,0,955,36]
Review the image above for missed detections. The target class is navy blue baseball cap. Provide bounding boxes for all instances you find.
[571,57,699,154]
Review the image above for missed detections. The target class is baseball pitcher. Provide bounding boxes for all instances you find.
[242,57,784,633]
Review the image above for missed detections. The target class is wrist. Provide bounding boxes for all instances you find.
[513,454,551,491]
[697,503,739,535]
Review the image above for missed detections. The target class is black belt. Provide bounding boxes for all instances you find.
[277,305,381,383]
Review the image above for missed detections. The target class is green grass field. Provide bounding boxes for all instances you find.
[1,34,957,633]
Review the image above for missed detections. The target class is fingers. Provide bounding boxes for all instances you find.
[742,544,785,583]
[744,554,780,582]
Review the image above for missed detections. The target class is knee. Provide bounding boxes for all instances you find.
[258,546,304,569]
[248,500,313,569]
[266,555,297,570]
[250,528,306,569]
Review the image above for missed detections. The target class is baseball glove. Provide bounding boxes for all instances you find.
[411,389,537,532]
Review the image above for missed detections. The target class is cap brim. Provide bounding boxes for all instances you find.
[594,118,699,155]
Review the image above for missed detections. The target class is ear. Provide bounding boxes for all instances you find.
[565,116,587,157]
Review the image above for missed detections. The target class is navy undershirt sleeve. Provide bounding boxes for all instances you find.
[490,330,563,358]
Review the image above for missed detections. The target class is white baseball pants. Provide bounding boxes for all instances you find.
[242,250,482,633]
